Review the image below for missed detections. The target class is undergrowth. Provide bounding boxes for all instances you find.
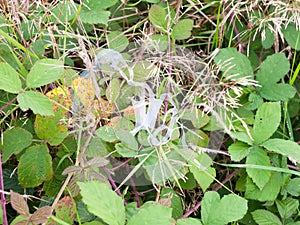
[0,0,300,225]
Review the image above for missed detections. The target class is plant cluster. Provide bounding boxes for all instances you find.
[0,0,300,225]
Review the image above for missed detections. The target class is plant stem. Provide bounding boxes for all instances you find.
[125,164,140,208]
[102,166,127,205]
[0,154,8,225]
[180,169,239,218]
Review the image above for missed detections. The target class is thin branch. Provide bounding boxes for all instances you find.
[0,154,8,225]
[180,169,239,218]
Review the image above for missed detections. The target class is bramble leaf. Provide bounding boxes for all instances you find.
[261,139,300,163]
[251,209,282,225]
[201,191,248,225]
[78,181,125,225]
[246,146,271,190]
[172,19,193,40]
[17,91,54,116]
[214,48,253,80]
[252,102,281,144]
[256,53,290,85]
[0,62,22,94]
[1,127,32,163]
[149,5,168,33]
[127,202,172,225]
[79,0,118,25]
[18,144,53,188]
[26,59,64,88]
[228,141,251,162]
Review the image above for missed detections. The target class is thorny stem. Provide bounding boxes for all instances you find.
[125,164,141,208]
[102,166,127,205]
[180,169,239,218]
[0,154,8,225]
[0,95,18,113]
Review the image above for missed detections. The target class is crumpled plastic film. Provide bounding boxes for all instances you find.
[94,49,186,147]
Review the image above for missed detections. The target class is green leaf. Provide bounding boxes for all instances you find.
[282,23,300,50]
[228,141,251,162]
[95,126,118,143]
[139,146,185,185]
[48,196,77,224]
[18,144,53,188]
[26,59,64,88]
[260,83,296,101]
[245,92,263,110]
[106,78,121,104]
[0,62,22,94]
[286,178,300,197]
[1,127,32,163]
[276,198,299,219]
[190,154,216,192]
[252,102,281,144]
[261,139,300,162]
[143,0,160,3]
[231,131,253,145]
[172,19,193,40]
[256,53,290,85]
[246,146,271,189]
[130,61,159,82]
[214,48,253,80]
[86,137,109,158]
[262,27,274,49]
[176,218,202,225]
[18,91,54,116]
[108,31,129,52]
[201,191,248,225]
[149,5,168,33]
[80,0,118,25]
[201,191,220,225]
[127,203,172,225]
[181,110,210,128]
[178,172,197,190]
[251,209,282,225]
[34,114,68,146]
[115,129,138,150]
[160,188,183,219]
[245,172,282,202]
[78,181,125,225]
[115,143,136,157]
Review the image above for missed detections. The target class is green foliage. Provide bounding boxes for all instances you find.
[214,48,254,79]
[17,91,54,116]
[252,101,281,144]
[246,147,271,190]
[80,0,119,25]
[26,59,64,88]
[201,191,248,225]
[0,62,22,94]
[251,209,282,225]
[78,181,126,225]
[127,202,172,225]
[0,127,32,163]
[172,19,194,40]
[18,144,53,187]
[189,153,216,192]
[0,1,300,224]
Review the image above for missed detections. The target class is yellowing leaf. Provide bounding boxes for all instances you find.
[46,86,72,113]
[72,77,95,109]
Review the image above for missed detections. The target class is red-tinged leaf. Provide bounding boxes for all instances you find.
[10,191,30,217]
[14,220,29,225]
[51,196,76,224]
[30,206,52,225]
